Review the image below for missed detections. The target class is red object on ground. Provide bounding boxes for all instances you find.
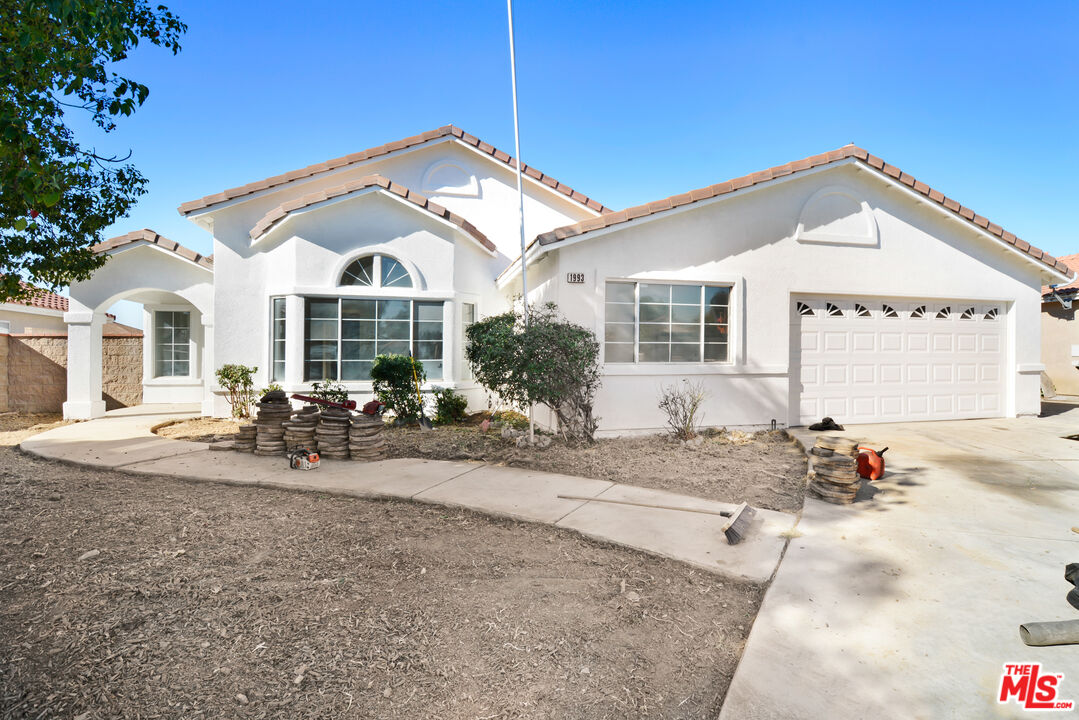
[290,393,357,410]
[362,400,384,415]
[856,446,888,480]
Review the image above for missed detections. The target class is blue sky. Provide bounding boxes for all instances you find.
[84,1,1078,324]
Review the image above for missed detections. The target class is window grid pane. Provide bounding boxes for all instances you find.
[271,298,286,382]
[154,310,191,378]
[602,282,730,365]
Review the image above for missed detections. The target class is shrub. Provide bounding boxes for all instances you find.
[466,303,601,441]
[658,380,708,440]
[432,386,468,424]
[310,380,349,405]
[215,363,257,419]
[491,409,529,430]
[370,354,425,423]
[261,382,282,397]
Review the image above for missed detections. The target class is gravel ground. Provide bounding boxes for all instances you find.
[159,418,808,513]
[2,415,765,719]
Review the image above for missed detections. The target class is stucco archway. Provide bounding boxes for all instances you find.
[63,232,214,419]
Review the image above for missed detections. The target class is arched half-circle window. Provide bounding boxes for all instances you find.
[340,255,413,289]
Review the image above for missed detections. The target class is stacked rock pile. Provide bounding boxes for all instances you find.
[316,407,352,459]
[283,406,319,452]
[349,412,387,460]
[807,435,862,504]
[234,424,256,453]
[254,390,293,456]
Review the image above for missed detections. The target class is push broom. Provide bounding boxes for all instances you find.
[556,495,758,545]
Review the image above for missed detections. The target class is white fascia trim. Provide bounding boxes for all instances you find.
[449,140,604,218]
[497,162,846,287]
[849,164,1073,284]
[499,157,1072,285]
[104,240,214,274]
[267,287,456,301]
[250,186,496,257]
[0,302,64,318]
[183,135,603,222]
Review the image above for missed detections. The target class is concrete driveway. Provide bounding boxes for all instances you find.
[720,402,1079,720]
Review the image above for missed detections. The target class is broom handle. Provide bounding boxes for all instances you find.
[557,494,733,518]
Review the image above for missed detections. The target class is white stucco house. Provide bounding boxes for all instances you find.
[62,125,1072,433]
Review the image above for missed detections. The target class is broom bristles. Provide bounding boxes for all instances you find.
[722,502,757,545]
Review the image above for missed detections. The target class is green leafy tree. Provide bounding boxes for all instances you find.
[466,303,601,440]
[370,354,425,424]
[215,364,257,419]
[0,0,186,301]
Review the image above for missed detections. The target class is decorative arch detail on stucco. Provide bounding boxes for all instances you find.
[420,161,480,198]
[794,185,878,247]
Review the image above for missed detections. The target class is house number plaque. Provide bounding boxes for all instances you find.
[566,272,586,284]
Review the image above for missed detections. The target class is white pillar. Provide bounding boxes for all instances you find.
[63,310,106,419]
[201,313,215,416]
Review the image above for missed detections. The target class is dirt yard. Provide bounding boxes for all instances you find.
[158,418,808,513]
[3,416,764,719]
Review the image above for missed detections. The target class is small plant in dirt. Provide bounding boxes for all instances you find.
[432,386,468,424]
[658,380,708,440]
[310,380,349,406]
[466,303,601,441]
[370,354,425,424]
[261,382,283,397]
[215,364,257,418]
[491,410,529,430]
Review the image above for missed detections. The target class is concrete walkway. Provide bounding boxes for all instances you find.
[721,405,1079,720]
[19,407,796,584]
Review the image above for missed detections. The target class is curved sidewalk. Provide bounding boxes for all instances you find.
[20,409,797,584]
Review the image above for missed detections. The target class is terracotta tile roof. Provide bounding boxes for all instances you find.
[4,281,115,320]
[93,229,214,270]
[178,125,612,217]
[1043,253,1079,297]
[102,321,142,337]
[14,281,68,312]
[534,145,1072,278]
[249,175,496,253]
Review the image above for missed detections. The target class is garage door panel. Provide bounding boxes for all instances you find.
[795,297,1005,425]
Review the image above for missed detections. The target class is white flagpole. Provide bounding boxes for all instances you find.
[506,0,534,442]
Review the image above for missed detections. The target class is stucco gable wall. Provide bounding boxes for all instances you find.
[199,142,594,264]
[543,164,1045,430]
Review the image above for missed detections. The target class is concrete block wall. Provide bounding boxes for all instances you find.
[4,334,142,413]
[102,336,143,408]
[0,333,9,412]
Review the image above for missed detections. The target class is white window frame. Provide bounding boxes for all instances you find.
[152,308,193,379]
[270,297,286,382]
[600,276,742,370]
[339,253,415,290]
[302,296,445,382]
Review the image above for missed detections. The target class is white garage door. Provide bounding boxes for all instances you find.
[794,297,1006,425]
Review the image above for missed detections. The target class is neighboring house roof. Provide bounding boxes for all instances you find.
[102,321,142,337]
[533,145,1072,278]
[1043,253,1079,298]
[248,175,497,253]
[93,229,214,270]
[2,281,115,320]
[177,124,613,217]
[16,281,68,312]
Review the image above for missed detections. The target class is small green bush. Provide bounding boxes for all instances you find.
[492,409,529,430]
[216,363,257,418]
[432,386,468,424]
[310,380,349,405]
[370,354,425,423]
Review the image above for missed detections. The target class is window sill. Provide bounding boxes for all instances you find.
[601,363,787,377]
[146,376,201,386]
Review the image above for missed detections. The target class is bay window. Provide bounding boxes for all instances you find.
[303,297,443,381]
[604,281,730,363]
[271,298,286,381]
